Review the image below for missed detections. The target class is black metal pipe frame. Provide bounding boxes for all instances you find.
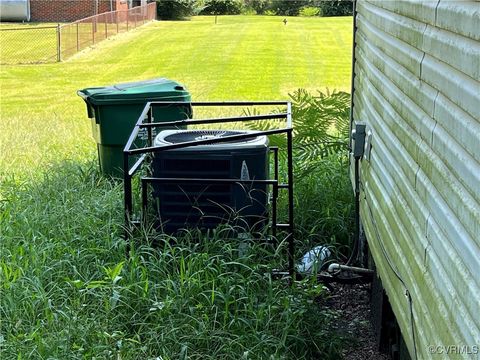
[271,146,279,239]
[128,128,290,156]
[123,101,295,276]
[139,113,285,128]
[147,106,153,148]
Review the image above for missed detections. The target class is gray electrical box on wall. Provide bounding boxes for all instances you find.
[351,121,366,158]
[349,121,367,195]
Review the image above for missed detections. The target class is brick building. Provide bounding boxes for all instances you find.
[30,0,130,22]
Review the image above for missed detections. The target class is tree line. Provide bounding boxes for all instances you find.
[154,0,353,20]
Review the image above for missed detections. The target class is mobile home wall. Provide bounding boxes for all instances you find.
[352,0,479,358]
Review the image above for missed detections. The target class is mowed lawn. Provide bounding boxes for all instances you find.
[0,15,352,176]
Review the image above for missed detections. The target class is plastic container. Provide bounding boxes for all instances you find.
[78,78,191,177]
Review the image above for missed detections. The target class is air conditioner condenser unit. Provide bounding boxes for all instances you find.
[151,130,270,234]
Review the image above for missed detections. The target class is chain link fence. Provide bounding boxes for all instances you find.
[60,2,157,60]
[0,3,156,65]
[0,25,59,64]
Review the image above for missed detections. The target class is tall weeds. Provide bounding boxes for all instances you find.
[0,162,345,359]
[0,89,353,358]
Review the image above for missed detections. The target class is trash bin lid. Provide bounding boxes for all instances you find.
[77,78,190,105]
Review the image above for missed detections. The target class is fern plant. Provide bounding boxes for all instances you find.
[246,88,350,175]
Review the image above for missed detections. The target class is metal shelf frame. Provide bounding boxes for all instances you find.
[123,101,295,275]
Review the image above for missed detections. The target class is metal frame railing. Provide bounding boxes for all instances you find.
[123,101,296,275]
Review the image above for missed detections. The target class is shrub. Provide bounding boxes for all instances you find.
[244,0,271,14]
[242,7,257,15]
[201,0,244,15]
[269,0,308,16]
[299,6,321,17]
[156,0,206,20]
[264,9,277,16]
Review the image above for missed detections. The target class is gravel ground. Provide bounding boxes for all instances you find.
[322,283,390,360]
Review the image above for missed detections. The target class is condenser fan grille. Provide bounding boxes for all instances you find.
[163,130,257,145]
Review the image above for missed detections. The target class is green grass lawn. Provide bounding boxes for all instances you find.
[0,15,352,176]
[0,15,353,359]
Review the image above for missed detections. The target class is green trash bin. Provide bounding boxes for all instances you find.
[78,78,192,177]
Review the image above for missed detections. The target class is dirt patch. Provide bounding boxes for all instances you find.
[322,283,390,360]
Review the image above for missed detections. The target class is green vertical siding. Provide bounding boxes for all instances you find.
[353,1,480,358]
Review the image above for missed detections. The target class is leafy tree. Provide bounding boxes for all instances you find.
[269,0,309,16]
[156,0,206,20]
[201,0,244,15]
[319,0,353,17]
[266,0,352,17]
